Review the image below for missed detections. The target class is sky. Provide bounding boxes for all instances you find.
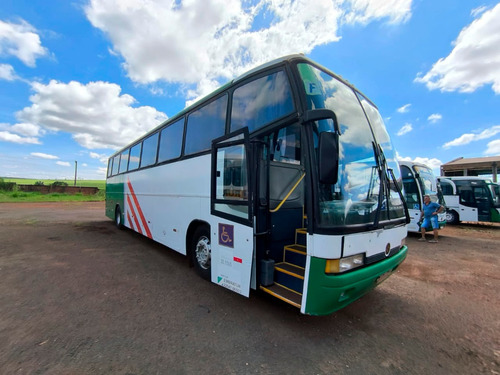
[0,0,499,180]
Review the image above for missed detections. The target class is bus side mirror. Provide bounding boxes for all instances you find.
[318,132,339,185]
[303,109,340,134]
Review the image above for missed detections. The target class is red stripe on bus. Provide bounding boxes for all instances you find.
[234,257,242,263]
[127,180,153,239]
[126,211,135,231]
[126,195,143,235]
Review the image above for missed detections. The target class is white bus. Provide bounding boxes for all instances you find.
[437,176,500,224]
[106,55,409,316]
[399,161,446,232]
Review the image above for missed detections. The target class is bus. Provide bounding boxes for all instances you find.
[437,176,500,224]
[399,161,446,233]
[106,54,409,316]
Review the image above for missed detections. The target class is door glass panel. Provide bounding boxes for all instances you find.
[215,143,248,219]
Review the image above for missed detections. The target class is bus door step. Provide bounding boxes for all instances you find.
[260,283,302,309]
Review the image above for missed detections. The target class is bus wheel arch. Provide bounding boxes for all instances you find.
[445,209,459,225]
[187,221,211,281]
[114,204,124,229]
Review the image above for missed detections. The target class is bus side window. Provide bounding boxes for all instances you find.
[107,158,113,177]
[231,70,294,133]
[128,142,142,171]
[118,149,129,174]
[440,181,453,195]
[140,132,159,168]
[185,95,227,155]
[460,189,474,204]
[158,117,184,162]
[271,124,301,164]
[112,155,120,176]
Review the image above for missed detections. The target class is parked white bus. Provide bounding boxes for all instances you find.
[106,55,409,316]
[399,161,446,232]
[437,176,500,224]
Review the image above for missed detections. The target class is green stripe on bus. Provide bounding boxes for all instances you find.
[105,181,125,221]
[304,246,408,316]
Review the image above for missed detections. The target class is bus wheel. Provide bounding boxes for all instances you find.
[115,205,124,229]
[191,225,211,281]
[445,210,459,225]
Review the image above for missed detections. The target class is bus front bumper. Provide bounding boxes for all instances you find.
[304,246,408,316]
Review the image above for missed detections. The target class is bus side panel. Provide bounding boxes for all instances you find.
[123,156,212,254]
[491,208,500,222]
[105,176,125,221]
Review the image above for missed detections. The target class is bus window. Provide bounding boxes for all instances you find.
[112,154,120,176]
[128,143,142,171]
[231,71,294,133]
[440,180,453,195]
[118,150,129,174]
[140,132,159,168]
[107,158,113,178]
[158,117,184,162]
[270,123,301,164]
[400,165,419,207]
[185,95,227,155]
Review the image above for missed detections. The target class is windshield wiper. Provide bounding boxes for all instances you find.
[370,143,410,229]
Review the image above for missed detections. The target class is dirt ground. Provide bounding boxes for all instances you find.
[0,202,498,375]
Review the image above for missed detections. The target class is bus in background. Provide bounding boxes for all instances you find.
[437,176,500,224]
[106,54,409,316]
[399,161,446,233]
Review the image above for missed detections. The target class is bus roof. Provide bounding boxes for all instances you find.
[109,54,371,159]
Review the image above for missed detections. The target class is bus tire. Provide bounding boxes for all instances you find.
[445,210,459,225]
[115,205,124,229]
[190,225,211,281]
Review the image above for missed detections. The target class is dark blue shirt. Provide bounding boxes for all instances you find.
[422,202,441,218]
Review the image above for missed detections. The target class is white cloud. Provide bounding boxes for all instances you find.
[31,152,58,160]
[89,151,109,163]
[0,63,18,81]
[342,0,412,25]
[397,123,412,136]
[415,4,500,94]
[398,154,442,172]
[471,6,487,17]
[10,122,44,137]
[85,0,412,100]
[484,139,500,155]
[16,80,167,149]
[427,113,442,123]
[0,131,40,144]
[56,161,71,167]
[443,125,500,149]
[397,103,411,113]
[0,19,48,67]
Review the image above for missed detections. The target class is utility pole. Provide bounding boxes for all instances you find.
[74,161,77,186]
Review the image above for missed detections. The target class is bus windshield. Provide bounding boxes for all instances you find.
[487,182,500,208]
[413,165,437,195]
[298,63,405,228]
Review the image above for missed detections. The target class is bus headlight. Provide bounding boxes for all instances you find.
[325,254,364,274]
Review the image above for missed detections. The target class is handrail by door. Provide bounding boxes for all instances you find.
[269,173,305,213]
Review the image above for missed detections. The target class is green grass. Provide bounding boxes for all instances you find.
[0,178,106,202]
[3,178,106,190]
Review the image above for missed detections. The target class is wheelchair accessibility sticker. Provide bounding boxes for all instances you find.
[218,223,234,248]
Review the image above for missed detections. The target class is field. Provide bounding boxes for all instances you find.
[0,202,498,374]
[0,177,105,202]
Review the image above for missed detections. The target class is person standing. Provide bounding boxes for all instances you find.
[419,194,444,243]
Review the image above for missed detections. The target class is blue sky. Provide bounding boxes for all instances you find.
[1,0,499,180]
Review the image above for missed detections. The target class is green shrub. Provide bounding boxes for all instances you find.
[52,181,68,187]
[0,179,16,191]
[35,181,45,186]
